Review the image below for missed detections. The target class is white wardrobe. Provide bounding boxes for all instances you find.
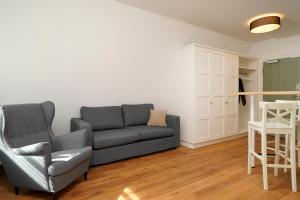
[180,44,242,148]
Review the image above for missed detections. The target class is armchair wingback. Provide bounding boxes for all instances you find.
[0,101,92,200]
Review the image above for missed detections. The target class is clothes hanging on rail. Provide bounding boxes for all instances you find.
[239,78,246,106]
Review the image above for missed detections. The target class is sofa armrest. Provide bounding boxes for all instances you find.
[166,114,180,147]
[71,118,93,146]
[53,129,89,151]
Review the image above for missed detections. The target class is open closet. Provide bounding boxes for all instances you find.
[238,56,259,133]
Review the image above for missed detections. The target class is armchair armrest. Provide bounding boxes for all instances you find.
[166,114,180,147]
[71,118,92,146]
[53,129,89,151]
[10,142,51,187]
[12,142,51,156]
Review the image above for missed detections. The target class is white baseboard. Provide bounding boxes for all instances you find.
[180,133,247,149]
[180,141,195,148]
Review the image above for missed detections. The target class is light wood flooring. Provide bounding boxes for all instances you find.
[1,136,300,200]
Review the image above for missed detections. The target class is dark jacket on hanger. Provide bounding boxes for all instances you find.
[239,78,246,106]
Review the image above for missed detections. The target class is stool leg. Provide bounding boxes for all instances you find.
[248,126,252,175]
[290,133,297,192]
[261,131,268,190]
[274,134,280,176]
[284,134,290,173]
[251,129,256,167]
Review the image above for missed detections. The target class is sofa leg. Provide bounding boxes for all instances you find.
[52,192,58,200]
[14,187,19,195]
[84,172,88,181]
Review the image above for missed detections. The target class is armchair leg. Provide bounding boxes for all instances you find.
[14,187,19,195]
[52,192,58,200]
[84,172,88,181]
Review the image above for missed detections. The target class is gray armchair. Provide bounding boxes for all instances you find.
[0,101,92,200]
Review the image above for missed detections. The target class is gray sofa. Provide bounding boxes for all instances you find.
[0,102,92,200]
[71,104,180,165]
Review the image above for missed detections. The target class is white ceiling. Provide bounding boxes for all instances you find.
[117,0,300,43]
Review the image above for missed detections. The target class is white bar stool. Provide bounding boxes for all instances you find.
[248,102,297,192]
[275,100,300,169]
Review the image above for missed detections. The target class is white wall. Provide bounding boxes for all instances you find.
[249,35,300,60]
[0,0,251,134]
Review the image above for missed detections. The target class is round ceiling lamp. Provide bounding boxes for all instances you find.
[250,16,281,33]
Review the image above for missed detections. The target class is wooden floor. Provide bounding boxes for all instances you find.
[1,136,300,200]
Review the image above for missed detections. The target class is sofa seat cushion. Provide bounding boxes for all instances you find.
[125,126,174,140]
[122,104,154,126]
[80,106,124,131]
[93,129,141,149]
[49,147,92,176]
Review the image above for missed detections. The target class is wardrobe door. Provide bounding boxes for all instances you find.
[224,53,238,135]
[193,48,239,142]
[194,47,211,142]
[209,51,225,138]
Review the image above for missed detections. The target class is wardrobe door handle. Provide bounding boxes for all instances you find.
[225,101,229,104]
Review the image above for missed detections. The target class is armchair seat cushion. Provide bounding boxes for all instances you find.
[93,129,141,150]
[125,126,174,140]
[48,147,92,176]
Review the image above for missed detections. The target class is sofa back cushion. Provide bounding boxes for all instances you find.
[122,104,154,126]
[80,106,124,131]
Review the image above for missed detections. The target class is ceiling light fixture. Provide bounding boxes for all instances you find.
[250,16,281,34]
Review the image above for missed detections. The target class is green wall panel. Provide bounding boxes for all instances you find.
[263,57,300,102]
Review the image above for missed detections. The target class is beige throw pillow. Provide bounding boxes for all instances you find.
[147,109,167,127]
